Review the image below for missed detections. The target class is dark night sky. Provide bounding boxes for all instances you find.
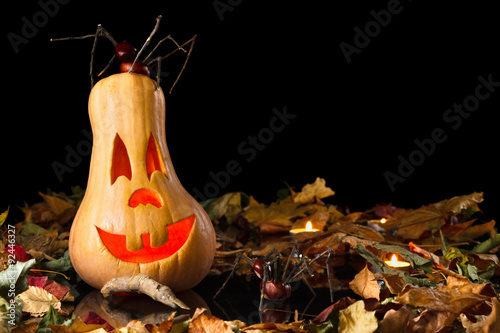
[3,1,499,222]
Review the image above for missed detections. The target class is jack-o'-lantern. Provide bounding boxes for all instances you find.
[69,72,216,292]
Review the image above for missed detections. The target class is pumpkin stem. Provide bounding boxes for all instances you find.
[101,273,189,310]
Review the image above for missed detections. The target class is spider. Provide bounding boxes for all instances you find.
[213,242,334,311]
[50,15,195,92]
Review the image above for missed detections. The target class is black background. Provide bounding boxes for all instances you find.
[3,0,499,223]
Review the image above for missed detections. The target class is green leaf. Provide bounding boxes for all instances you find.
[374,244,434,273]
[36,305,74,333]
[201,192,248,225]
[354,243,436,288]
[169,318,190,333]
[467,264,479,281]
[276,188,291,201]
[471,234,500,254]
[303,309,339,333]
[0,259,36,300]
[39,250,72,272]
[21,222,49,236]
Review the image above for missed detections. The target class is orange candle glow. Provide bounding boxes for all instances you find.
[289,221,321,234]
[384,254,411,269]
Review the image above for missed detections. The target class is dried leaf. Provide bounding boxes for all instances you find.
[378,306,417,333]
[395,192,484,239]
[349,264,380,300]
[242,200,310,227]
[406,309,457,333]
[338,300,378,333]
[242,322,308,332]
[292,177,335,204]
[329,223,385,242]
[38,192,77,220]
[0,207,9,227]
[50,320,109,333]
[189,308,234,333]
[380,274,407,295]
[202,192,246,224]
[464,298,500,333]
[395,281,493,313]
[18,286,62,316]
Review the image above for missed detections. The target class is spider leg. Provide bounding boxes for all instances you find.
[213,253,253,300]
[130,15,162,74]
[306,248,334,302]
[88,25,103,88]
[282,240,298,281]
[284,256,310,285]
[168,35,195,94]
[155,56,161,89]
[143,34,186,64]
[50,24,117,88]
[300,272,316,297]
[325,248,334,302]
[259,261,270,312]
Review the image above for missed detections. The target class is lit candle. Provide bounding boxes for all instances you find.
[289,221,321,234]
[384,254,411,271]
[367,218,387,232]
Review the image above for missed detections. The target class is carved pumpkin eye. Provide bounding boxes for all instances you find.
[146,133,167,180]
[111,133,132,184]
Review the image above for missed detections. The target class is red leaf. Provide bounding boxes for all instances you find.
[28,276,50,288]
[84,312,114,331]
[4,245,33,263]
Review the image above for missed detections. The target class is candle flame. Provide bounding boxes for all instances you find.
[305,221,313,231]
[380,218,387,224]
[385,254,411,268]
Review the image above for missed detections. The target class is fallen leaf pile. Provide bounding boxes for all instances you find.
[1,178,499,332]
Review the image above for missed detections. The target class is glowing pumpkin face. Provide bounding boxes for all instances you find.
[69,73,216,292]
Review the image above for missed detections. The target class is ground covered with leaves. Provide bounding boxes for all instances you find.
[1,178,499,332]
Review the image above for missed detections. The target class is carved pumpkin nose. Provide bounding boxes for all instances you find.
[129,188,162,208]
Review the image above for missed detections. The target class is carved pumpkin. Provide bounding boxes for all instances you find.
[69,73,216,292]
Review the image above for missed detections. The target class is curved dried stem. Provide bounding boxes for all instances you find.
[101,273,189,310]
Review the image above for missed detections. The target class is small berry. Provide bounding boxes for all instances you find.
[120,60,150,77]
[115,41,136,62]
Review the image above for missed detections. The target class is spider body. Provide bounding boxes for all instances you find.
[214,243,334,311]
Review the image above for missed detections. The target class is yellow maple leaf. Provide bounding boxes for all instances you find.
[292,177,335,204]
[339,300,378,333]
[242,200,310,227]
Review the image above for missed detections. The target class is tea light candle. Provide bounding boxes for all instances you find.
[367,218,387,232]
[289,221,321,235]
[384,254,411,271]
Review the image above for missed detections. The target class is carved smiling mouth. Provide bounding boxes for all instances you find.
[96,215,195,263]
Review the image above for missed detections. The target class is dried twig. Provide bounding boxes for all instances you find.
[130,15,162,74]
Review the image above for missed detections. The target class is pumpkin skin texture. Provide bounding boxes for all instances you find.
[69,73,216,292]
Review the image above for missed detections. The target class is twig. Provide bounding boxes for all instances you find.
[130,15,162,74]
[30,269,69,280]
[51,24,117,87]
[146,35,197,93]
[143,34,186,64]
[169,35,196,94]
